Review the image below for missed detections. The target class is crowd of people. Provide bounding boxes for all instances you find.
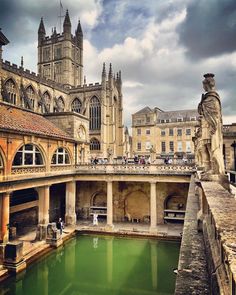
[89,155,189,165]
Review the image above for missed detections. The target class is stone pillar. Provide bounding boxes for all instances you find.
[150,181,157,232]
[0,192,10,243]
[37,186,50,224]
[65,181,77,225]
[107,181,113,227]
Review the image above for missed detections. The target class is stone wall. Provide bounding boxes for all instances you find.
[10,207,38,235]
[76,180,189,224]
[200,181,236,295]
[175,175,209,294]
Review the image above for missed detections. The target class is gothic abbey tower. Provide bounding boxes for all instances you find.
[37,10,83,87]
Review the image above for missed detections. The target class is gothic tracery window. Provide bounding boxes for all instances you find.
[56,96,65,112]
[26,85,36,109]
[71,98,82,113]
[89,96,101,130]
[42,91,51,113]
[90,138,100,150]
[5,79,17,105]
[13,144,44,166]
[51,148,70,165]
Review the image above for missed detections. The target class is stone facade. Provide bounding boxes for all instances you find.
[132,106,198,160]
[0,11,125,160]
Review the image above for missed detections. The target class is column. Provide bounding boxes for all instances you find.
[0,192,10,243]
[150,181,157,232]
[107,181,113,227]
[65,181,77,225]
[37,186,50,224]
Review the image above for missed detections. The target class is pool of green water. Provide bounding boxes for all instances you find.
[0,235,180,295]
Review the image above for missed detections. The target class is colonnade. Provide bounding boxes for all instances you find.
[0,180,159,244]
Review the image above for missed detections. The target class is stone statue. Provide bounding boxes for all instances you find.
[197,73,225,175]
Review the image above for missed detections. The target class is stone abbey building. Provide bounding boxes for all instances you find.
[0,10,124,162]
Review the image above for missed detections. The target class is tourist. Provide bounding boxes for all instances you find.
[168,158,173,164]
[57,218,64,235]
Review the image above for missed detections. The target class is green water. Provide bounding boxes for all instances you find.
[0,235,180,295]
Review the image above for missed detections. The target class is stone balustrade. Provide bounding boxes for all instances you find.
[75,163,196,174]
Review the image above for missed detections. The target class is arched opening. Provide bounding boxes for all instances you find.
[51,147,70,165]
[164,195,186,222]
[90,191,107,220]
[124,190,149,223]
[5,78,17,105]
[89,96,101,130]
[0,152,4,176]
[71,97,82,113]
[10,188,39,236]
[90,138,100,151]
[26,85,36,109]
[12,144,44,167]
[42,91,51,113]
[55,96,65,112]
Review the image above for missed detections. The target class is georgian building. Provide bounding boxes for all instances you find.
[132,106,198,159]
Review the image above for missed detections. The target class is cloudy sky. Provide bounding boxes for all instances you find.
[1,0,236,127]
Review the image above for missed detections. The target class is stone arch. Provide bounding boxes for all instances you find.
[124,190,149,221]
[4,77,18,105]
[71,97,82,113]
[51,146,71,165]
[42,90,51,113]
[0,146,6,175]
[55,96,65,112]
[25,84,37,109]
[90,191,107,207]
[164,194,186,210]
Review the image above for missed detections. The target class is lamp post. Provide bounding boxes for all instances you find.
[231,140,236,171]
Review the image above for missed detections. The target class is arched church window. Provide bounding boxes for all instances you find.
[13,144,44,166]
[42,91,51,113]
[71,98,82,113]
[51,148,70,165]
[89,96,101,130]
[5,79,17,105]
[26,85,36,108]
[90,138,100,150]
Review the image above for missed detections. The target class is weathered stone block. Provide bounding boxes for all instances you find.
[46,223,62,248]
[36,224,47,241]
[4,242,26,273]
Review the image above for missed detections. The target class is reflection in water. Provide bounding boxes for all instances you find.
[93,237,98,249]
[0,235,180,295]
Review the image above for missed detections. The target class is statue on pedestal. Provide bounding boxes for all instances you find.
[197,73,225,175]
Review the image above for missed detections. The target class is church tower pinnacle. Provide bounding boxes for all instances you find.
[38,17,46,43]
[63,9,71,39]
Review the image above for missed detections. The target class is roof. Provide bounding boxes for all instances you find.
[157,109,198,121]
[133,106,153,115]
[0,103,73,140]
